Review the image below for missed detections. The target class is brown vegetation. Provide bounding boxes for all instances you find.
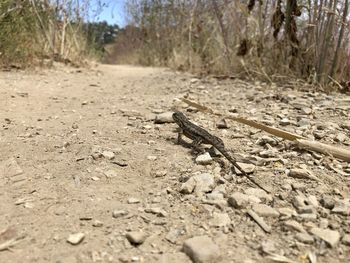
[114,0,350,87]
[0,0,100,68]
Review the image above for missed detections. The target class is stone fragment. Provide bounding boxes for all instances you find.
[195,153,213,165]
[342,234,350,246]
[295,233,314,244]
[112,210,128,218]
[127,198,141,204]
[310,228,340,247]
[284,220,306,233]
[209,212,231,227]
[287,168,318,181]
[92,220,103,227]
[193,173,215,194]
[234,163,256,174]
[180,177,196,194]
[228,192,260,209]
[145,207,168,217]
[331,200,350,216]
[126,231,148,245]
[279,118,290,126]
[278,207,297,219]
[244,188,272,202]
[183,236,221,263]
[67,233,85,245]
[252,204,280,218]
[155,112,174,124]
[102,150,115,160]
[166,228,184,244]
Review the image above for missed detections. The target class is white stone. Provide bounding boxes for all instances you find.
[183,236,221,263]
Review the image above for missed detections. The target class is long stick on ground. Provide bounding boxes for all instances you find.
[180,98,350,162]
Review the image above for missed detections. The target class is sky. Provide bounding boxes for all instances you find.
[91,0,127,26]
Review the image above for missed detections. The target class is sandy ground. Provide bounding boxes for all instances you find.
[0,64,349,263]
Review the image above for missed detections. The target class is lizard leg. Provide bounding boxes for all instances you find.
[191,138,204,153]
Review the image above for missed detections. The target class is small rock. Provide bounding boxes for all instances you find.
[297,118,310,127]
[342,234,350,246]
[155,112,174,124]
[126,231,148,245]
[128,198,141,204]
[300,107,312,115]
[310,227,340,247]
[165,228,185,244]
[145,207,168,217]
[284,220,306,233]
[193,173,215,194]
[278,207,297,218]
[102,150,115,160]
[216,119,229,129]
[209,212,231,227]
[195,153,213,165]
[183,236,221,263]
[180,177,196,194]
[295,233,314,244]
[104,170,118,178]
[335,133,347,143]
[287,168,318,181]
[67,233,85,245]
[252,204,280,218]
[331,200,350,216]
[228,192,260,209]
[244,188,272,202]
[112,210,128,218]
[92,220,103,227]
[234,162,256,174]
[279,118,290,126]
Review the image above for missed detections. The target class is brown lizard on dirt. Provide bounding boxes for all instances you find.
[172,111,269,193]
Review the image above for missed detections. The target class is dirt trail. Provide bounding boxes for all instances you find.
[0,64,349,263]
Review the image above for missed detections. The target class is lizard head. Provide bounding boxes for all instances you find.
[172,111,187,126]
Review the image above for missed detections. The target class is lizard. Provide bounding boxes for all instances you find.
[172,111,269,193]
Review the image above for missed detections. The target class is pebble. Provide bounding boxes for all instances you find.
[128,197,141,204]
[180,177,196,194]
[216,119,229,129]
[287,168,317,181]
[279,118,290,126]
[342,234,350,246]
[295,233,314,244]
[193,173,215,194]
[310,227,340,247]
[126,231,148,245]
[195,153,213,165]
[228,192,261,209]
[284,220,306,233]
[165,228,184,244]
[112,210,128,218]
[331,200,350,216]
[234,162,256,174]
[67,233,85,245]
[102,150,115,160]
[252,204,280,218]
[278,207,297,219]
[92,220,103,227]
[244,188,272,202]
[145,207,168,217]
[154,112,174,124]
[183,236,221,263]
[209,212,231,227]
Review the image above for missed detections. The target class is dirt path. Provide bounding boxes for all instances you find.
[0,64,349,263]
